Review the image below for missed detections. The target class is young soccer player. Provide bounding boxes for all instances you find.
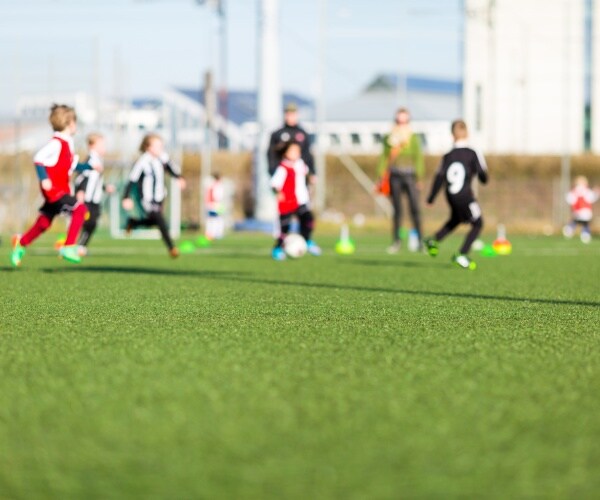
[563,176,599,243]
[10,104,100,267]
[270,141,321,261]
[122,134,186,258]
[205,172,225,240]
[424,119,488,270]
[74,133,115,256]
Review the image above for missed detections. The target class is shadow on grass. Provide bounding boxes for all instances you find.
[41,265,599,308]
[344,258,450,269]
[41,265,247,279]
[226,276,600,308]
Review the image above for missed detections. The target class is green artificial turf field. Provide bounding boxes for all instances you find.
[1,233,599,498]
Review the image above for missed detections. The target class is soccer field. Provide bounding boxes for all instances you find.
[1,233,599,498]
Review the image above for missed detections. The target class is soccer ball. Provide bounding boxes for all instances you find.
[283,234,307,258]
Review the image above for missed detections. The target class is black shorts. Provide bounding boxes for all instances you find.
[85,202,101,220]
[40,195,81,219]
[450,199,482,223]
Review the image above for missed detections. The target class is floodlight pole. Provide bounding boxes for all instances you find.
[315,0,327,212]
[255,0,282,221]
[560,0,572,227]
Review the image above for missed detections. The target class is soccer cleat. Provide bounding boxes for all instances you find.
[306,240,322,256]
[10,235,25,268]
[59,245,82,264]
[386,241,401,254]
[581,231,591,244]
[78,245,88,257]
[424,238,439,257]
[271,247,287,261]
[169,247,180,259]
[452,253,476,270]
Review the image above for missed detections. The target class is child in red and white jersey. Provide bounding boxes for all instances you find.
[270,141,321,260]
[10,104,101,267]
[563,176,599,243]
[205,173,225,240]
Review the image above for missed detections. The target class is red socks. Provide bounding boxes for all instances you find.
[19,203,87,247]
[65,203,87,245]
[20,215,52,246]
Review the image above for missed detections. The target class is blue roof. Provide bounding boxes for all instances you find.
[175,88,313,125]
[366,74,463,95]
[131,97,162,109]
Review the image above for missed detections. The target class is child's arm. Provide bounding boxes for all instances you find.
[160,153,186,190]
[33,139,62,191]
[473,149,488,184]
[122,158,144,209]
[73,158,102,173]
[75,173,89,201]
[270,165,286,198]
[426,159,446,205]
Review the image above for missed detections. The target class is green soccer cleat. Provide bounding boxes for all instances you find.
[10,236,25,268]
[424,238,439,257]
[452,253,477,270]
[59,245,82,264]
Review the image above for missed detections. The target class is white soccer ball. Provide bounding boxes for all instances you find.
[283,234,307,258]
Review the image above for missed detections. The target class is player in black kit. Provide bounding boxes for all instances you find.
[424,120,488,270]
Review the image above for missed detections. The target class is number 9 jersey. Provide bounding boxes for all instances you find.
[427,140,488,222]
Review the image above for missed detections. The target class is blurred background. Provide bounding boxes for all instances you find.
[0,0,598,235]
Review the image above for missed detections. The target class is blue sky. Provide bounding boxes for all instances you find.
[0,0,462,117]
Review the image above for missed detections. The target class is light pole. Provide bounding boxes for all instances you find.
[255,0,282,222]
[315,0,327,213]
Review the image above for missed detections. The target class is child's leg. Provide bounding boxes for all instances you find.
[148,211,175,250]
[215,216,225,239]
[459,217,483,254]
[20,214,53,246]
[275,213,292,248]
[65,203,88,246]
[580,221,592,243]
[298,208,315,242]
[434,216,460,243]
[78,204,99,247]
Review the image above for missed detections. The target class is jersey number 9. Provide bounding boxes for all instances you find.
[447,162,466,195]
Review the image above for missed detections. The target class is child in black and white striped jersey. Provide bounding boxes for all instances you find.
[74,133,115,256]
[122,134,186,258]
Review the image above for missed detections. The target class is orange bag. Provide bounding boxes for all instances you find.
[376,170,391,196]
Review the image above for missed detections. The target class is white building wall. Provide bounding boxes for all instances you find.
[465,0,585,154]
[592,0,600,152]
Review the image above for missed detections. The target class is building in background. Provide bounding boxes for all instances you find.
[464,0,586,154]
[163,73,461,156]
[0,93,163,156]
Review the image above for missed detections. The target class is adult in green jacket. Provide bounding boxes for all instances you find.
[377,108,424,253]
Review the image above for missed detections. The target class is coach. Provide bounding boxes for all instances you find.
[267,102,316,181]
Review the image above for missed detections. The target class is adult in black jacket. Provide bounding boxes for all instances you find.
[267,102,315,180]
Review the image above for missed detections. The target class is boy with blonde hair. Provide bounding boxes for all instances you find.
[11,104,101,267]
